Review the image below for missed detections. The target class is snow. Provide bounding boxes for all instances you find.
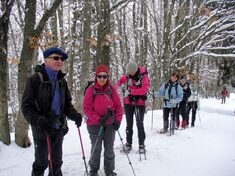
[1,94,235,176]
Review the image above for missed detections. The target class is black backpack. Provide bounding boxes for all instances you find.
[83,81,112,98]
[164,81,179,99]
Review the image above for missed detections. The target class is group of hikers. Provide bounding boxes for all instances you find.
[21,47,200,176]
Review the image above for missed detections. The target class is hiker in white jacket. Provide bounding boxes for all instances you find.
[186,84,200,127]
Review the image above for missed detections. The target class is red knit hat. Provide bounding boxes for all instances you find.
[95,64,109,75]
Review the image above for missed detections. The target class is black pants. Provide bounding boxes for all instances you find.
[221,96,226,104]
[163,107,177,129]
[186,101,198,125]
[176,101,187,122]
[32,130,64,176]
[124,104,146,146]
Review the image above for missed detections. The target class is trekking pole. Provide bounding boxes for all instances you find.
[90,126,104,161]
[46,135,54,176]
[197,108,202,128]
[169,96,174,136]
[196,100,202,128]
[169,107,174,136]
[77,128,88,175]
[117,130,137,176]
[134,106,146,161]
[151,89,154,130]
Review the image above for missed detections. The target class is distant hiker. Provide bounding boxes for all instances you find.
[186,83,199,127]
[175,75,191,129]
[156,72,183,134]
[21,47,83,176]
[83,64,123,176]
[116,61,149,153]
[221,86,228,104]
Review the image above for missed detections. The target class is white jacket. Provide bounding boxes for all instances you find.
[188,88,199,102]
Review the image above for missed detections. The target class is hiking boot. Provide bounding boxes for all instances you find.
[122,143,132,153]
[158,128,167,134]
[139,145,146,154]
[105,171,117,176]
[175,120,180,129]
[181,120,187,129]
[88,171,98,176]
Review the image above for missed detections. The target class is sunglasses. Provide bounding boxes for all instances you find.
[97,74,108,79]
[48,56,65,61]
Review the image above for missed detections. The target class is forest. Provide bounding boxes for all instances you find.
[0,0,234,147]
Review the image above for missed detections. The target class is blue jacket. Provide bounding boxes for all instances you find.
[157,80,183,108]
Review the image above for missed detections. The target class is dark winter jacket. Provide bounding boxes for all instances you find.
[181,82,191,102]
[21,64,82,138]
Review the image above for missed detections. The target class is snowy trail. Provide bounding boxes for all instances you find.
[0,95,235,176]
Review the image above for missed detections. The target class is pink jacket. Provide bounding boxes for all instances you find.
[116,67,149,106]
[83,81,123,126]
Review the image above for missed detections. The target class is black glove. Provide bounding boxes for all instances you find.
[113,120,121,130]
[37,117,57,135]
[74,114,82,128]
[47,111,61,129]
[99,116,107,127]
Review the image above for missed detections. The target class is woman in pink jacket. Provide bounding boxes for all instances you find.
[83,65,123,176]
[116,61,149,154]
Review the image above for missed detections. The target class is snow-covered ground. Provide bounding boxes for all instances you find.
[1,94,235,176]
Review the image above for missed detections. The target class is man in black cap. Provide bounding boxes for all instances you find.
[22,47,83,176]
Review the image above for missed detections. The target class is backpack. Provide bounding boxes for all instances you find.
[83,81,113,98]
[164,82,179,98]
[126,67,149,101]
[163,82,179,106]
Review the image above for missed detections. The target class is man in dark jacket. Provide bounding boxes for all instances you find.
[22,47,82,176]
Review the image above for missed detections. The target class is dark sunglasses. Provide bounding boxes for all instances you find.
[48,56,65,61]
[97,74,108,79]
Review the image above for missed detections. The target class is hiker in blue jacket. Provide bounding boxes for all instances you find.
[156,72,183,133]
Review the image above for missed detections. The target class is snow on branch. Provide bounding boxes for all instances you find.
[180,51,235,63]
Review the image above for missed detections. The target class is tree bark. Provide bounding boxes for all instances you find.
[0,0,15,145]
[96,0,111,66]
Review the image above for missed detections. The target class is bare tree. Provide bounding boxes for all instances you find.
[0,0,15,145]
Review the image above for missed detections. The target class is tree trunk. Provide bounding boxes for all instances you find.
[96,0,111,66]
[162,0,176,81]
[0,0,15,145]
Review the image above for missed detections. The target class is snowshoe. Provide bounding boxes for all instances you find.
[120,143,132,153]
[157,128,167,134]
[88,171,98,176]
[139,145,146,154]
[105,171,117,176]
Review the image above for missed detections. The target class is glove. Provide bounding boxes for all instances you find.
[170,99,177,106]
[37,117,57,135]
[124,89,130,97]
[99,116,107,127]
[113,120,121,130]
[127,78,133,86]
[47,111,61,129]
[74,113,82,128]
